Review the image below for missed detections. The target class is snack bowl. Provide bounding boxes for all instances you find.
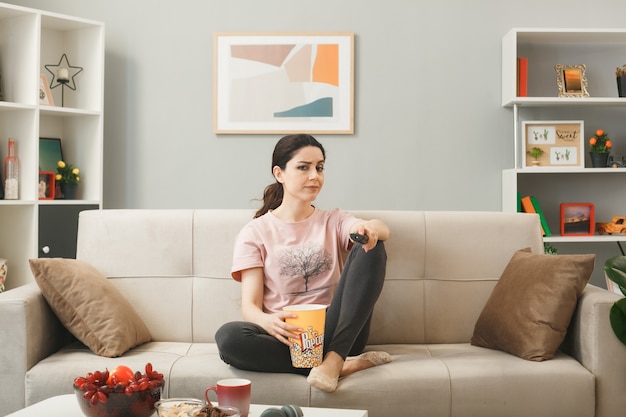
[74,385,162,417]
[73,363,165,417]
[154,398,204,417]
[193,405,241,417]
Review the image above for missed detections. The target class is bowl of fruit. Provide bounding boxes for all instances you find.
[73,363,164,417]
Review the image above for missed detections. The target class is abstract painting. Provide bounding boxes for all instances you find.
[214,33,354,134]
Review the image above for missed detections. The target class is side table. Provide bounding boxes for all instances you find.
[6,394,368,417]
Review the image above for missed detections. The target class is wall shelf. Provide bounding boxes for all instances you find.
[0,2,104,290]
[502,28,626,251]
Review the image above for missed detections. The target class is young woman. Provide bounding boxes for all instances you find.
[215,134,391,392]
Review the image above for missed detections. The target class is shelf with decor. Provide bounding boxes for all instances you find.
[0,2,103,291]
[502,28,626,253]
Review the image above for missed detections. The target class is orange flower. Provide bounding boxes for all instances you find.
[590,129,612,154]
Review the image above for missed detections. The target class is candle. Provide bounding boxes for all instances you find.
[57,68,69,81]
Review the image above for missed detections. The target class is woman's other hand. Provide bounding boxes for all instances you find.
[240,267,302,346]
[350,219,390,252]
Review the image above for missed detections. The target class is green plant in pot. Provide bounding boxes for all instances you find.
[589,129,612,168]
[603,256,626,346]
[527,147,544,166]
[55,160,80,199]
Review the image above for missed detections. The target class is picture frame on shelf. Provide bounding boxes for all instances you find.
[555,64,590,98]
[522,121,584,168]
[39,138,63,199]
[38,171,55,200]
[39,138,63,172]
[39,74,54,106]
[214,32,354,134]
[560,203,595,236]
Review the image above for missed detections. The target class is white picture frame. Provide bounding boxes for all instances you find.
[214,32,354,134]
[39,74,54,106]
[522,120,584,168]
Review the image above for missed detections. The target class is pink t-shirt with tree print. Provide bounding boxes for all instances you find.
[231,208,359,313]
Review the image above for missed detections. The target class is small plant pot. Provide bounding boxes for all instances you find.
[589,152,610,168]
[60,183,79,199]
[618,76,626,97]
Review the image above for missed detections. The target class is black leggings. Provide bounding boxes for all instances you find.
[215,241,387,376]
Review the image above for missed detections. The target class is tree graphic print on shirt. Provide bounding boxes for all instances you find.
[280,242,333,295]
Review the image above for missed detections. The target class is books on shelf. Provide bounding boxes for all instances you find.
[519,195,551,237]
[517,57,528,97]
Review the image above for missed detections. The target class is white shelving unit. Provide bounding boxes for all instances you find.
[0,2,104,290]
[502,28,626,246]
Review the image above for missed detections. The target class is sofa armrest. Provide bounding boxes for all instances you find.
[0,283,72,415]
[563,284,626,417]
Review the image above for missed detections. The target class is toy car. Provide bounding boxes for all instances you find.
[596,216,626,235]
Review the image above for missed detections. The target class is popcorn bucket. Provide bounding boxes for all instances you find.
[283,304,327,368]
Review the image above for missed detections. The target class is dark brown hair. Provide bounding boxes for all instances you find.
[254,134,326,218]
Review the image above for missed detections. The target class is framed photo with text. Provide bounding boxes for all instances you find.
[522,121,584,168]
[214,32,354,134]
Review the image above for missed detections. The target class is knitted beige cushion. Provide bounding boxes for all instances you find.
[30,258,151,357]
[471,248,594,361]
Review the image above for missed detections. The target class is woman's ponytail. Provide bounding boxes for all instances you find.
[255,182,283,218]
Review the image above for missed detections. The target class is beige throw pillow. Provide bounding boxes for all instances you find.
[30,258,151,357]
[471,248,594,361]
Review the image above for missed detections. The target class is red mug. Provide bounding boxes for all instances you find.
[204,378,251,417]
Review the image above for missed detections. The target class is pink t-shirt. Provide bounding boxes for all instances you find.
[231,208,359,313]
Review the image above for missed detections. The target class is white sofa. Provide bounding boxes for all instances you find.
[1,209,625,417]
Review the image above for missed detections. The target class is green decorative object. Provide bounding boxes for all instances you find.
[603,256,626,346]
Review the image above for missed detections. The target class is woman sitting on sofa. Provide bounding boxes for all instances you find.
[215,134,392,392]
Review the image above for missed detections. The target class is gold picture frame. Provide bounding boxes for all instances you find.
[555,64,589,98]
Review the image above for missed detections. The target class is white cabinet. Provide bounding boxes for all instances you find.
[502,29,626,246]
[0,2,104,289]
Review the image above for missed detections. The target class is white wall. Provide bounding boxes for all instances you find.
[6,0,626,285]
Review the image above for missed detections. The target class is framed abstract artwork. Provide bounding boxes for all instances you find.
[214,32,354,134]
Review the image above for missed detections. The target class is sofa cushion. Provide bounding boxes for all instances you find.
[470,248,594,361]
[29,258,151,357]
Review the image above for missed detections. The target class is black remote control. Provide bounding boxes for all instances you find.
[350,232,369,244]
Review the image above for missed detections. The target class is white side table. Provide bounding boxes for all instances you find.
[7,394,368,417]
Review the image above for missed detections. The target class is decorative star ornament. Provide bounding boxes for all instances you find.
[45,53,83,90]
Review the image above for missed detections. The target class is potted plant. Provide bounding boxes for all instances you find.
[604,256,626,346]
[527,147,544,166]
[55,160,80,199]
[589,129,612,168]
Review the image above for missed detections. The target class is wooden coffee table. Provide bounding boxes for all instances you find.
[6,394,368,417]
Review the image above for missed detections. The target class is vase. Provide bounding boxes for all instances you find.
[589,152,610,168]
[618,76,626,98]
[60,183,79,199]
